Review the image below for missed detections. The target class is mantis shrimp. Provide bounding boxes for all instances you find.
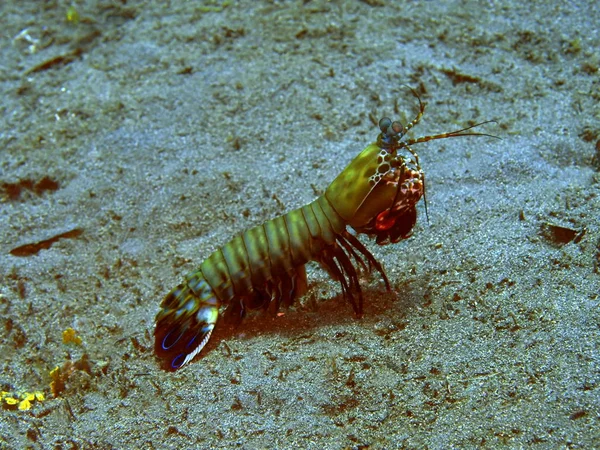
[154,89,496,370]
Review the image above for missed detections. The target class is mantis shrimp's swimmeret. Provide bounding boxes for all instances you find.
[154,90,496,370]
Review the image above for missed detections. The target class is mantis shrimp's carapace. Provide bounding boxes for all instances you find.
[154,89,497,371]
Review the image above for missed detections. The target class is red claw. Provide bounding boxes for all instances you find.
[375,210,396,231]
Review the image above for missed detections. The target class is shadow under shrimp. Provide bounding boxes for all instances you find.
[201,275,425,357]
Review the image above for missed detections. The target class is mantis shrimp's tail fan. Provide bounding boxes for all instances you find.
[154,273,219,371]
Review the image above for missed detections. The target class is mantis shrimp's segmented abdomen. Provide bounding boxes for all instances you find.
[155,195,384,370]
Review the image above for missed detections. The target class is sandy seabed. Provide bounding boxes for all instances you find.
[1,1,599,448]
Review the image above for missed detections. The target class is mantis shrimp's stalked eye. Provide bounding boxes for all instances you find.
[378,116,405,148]
[379,117,392,133]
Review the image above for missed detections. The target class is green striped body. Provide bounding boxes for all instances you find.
[154,195,349,370]
[200,195,345,304]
